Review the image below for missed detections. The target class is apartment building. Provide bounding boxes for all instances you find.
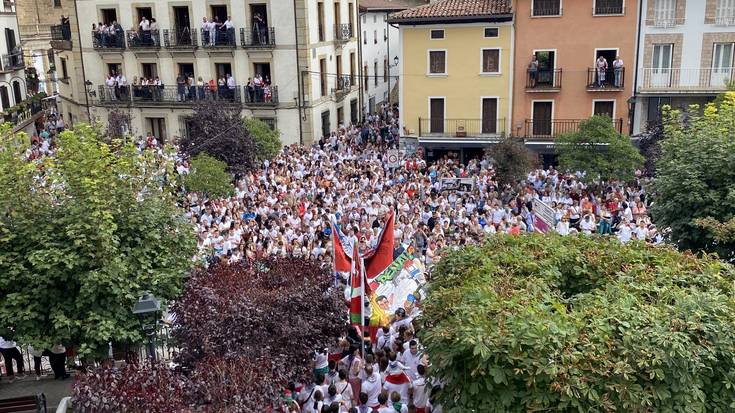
[390,0,514,162]
[1,0,38,135]
[47,0,360,145]
[358,0,418,115]
[14,0,62,94]
[632,0,735,134]
[512,0,638,161]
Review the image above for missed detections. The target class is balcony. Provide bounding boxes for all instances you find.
[2,96,44,131]
[126,30,161,49]
[418,118,506,138]
[335,24,352,43]
[50,24,72,49]
[331,75,352,101]
[526,68,562,91]
[200,28,237,48]
[715,12,735,26]
[96,85,242,107]
[163,28,198,49]
[523,118,623,139]
[638,67,734,93]
[647,11,683,27]
[240,27,275,48]
[243,85,278,107]
[587,67,625,91]
[92,31,125,50]
[0,52,24,73]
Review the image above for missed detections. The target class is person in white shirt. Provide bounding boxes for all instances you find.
[410,364,430,413]
[226,74,236,99]
[139,16,150,31]
[579,214,596,235]
[299,373,328,413]
[400,340,423,380]
[617,220,632,243]
[105,75,117,100]
[613,55,624,87]
[360,365,382,409]
[334,369,353,409]
[635,221,649,241]
[0,337,25,381]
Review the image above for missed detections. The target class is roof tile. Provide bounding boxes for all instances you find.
[389,0,512,21]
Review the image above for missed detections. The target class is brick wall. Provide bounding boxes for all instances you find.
[645,0,686,25]
[705,0,717,24]
[700,32,735,67]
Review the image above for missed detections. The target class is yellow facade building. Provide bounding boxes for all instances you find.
[389,0,513,161]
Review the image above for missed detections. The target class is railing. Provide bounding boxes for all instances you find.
[2,100,43,128]
[526,68,562,90]
[163,27,198,48]
[126,29,160,48]
[594,0,624,15]
[523,118,623,139]
[335,23,352,42]
[92,30,125,49]
[532,0,561,16]
[50,24,71,41]
[715,13,735,26]
[418,118,506,137]
[243,84,278,106]
[240,27,276,48]
[200,27,236,47]
[638,67,735,91]
[97,84,242,105]
[0,52,24,72]
[331,75,352,100]
[587,67,625,89]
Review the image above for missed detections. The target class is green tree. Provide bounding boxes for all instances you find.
[487,137,539,185]
[182,153,234,198]
[245,118,282,162]
[421,235,735,412]
[652,95,735,260]
[0,123,196,358]
[555,115,643,182]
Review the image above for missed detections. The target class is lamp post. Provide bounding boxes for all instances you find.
[132,292,161,361]
[388,56,399,104]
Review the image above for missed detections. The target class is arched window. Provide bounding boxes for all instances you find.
[12,81,23,105]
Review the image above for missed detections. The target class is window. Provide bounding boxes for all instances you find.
[373,14,376,23]
[593,100,615,119]
[594,0,624,15]
[257,118,276,129]
[481,98,498,134]
[350,52,356,85]
[100,8,117,25]
[711,43,734,87]
[484,28,499,38]
[317,2,325,41]
[430,29,444,39]
[384,28,387,41]
[60,57,68,79]
[364,64,368,91]
[54,0,61,7]
[319,58,327,96]
[141,63,158,79]
[374,30,377,44]
[106,63,121,76]
[532,0,561,17]
[428,50,446,74]
[653,0,676,26]
[481,49,500,73]
[716,0,735,25]
[374,61,378,86]
[649,44,672,87]
[363,31,367,44]
[429,98,445,134]
[0,86,9,111]
[384,57,388,82]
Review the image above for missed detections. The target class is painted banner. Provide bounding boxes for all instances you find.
[368,248,426,329]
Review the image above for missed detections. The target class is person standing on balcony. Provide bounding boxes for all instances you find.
[150,18,159,46]
[139,16,150,45]
[224,16,234,45]
[105,74,117,101]
[116,73,128,100]
[246,78,255,102]
[226,74,236,100]
[209,17,218,46]
[613,55,624,88]
[527,55,538,88]
[177,73,186,102]
[253,13,266,45]
[201,17,211,46]
[596,55,608,87]
[254,73,264,102]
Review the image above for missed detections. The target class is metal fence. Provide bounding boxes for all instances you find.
[98,84,242,105]
[240,27,275,47]
[587,67,625,89]
[418,118,506,137]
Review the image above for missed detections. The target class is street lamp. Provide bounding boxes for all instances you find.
[388,56,400,105]
[393,56,399,67]
[132,292,161,361]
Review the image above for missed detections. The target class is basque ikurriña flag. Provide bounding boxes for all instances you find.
[349,243,363,327]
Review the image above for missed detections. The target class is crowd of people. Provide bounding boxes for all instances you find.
[26,105,65,161]
[178,102,655,273]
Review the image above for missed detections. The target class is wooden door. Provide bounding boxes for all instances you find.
[532,101,552,136]
[430,98,444,134]
[481,98,497,134]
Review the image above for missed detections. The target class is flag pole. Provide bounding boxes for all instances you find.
[360,255,366,354]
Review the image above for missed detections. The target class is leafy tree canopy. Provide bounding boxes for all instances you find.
[487,137,539,185]
[652,95,735,260]
[182,153,234,199]
[245,118,282,162]
[555,116,643,182]
[179,99,256,173]
[0,123,196,357]
[421,235,735,412]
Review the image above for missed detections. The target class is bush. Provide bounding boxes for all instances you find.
[421,235,735,412]
[245,118,281,162]
[182,153,234,198]
[486,137,539,185]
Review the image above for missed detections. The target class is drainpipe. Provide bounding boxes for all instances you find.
[357,8,364,121]
[292,0,304,144]
[631,0,644,134]
[74,0,92,122]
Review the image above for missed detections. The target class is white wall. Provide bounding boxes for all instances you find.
[360,10,399,115]
[0,12,27,111]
